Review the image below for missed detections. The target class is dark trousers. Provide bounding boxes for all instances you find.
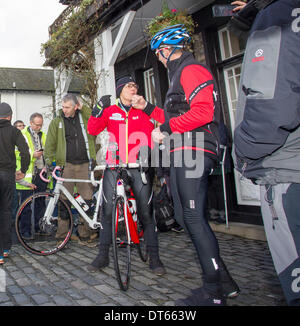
[99,168,158,248]
[19,173,48,235]
[261,183,300,306]
[170,154,223,288]
[0,171,15,254]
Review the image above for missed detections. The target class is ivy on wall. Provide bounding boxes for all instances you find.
[41,0,107,107]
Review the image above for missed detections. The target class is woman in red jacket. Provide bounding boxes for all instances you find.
[87,76,166,276]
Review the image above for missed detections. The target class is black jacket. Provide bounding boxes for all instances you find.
[0,119,30,173]
[63,111,89,164]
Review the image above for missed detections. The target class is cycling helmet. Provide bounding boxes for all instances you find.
[150,24,191,50]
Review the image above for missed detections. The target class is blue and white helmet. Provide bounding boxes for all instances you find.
[150,24,191,50]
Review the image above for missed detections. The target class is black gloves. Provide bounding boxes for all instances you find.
[92,95,112,118]
[165,93,190,114]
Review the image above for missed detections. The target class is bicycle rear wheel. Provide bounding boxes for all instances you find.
[15,192,73,256]
[112,195,131,291]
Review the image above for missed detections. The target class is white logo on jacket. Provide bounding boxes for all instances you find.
[109,113,124,121]
[255,49,264,57]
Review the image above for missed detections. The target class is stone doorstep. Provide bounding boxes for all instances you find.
[209,222,267,242]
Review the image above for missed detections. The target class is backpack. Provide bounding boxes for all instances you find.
[154,183,176,232]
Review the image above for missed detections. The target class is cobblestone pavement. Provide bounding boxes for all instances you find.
[0,231,286,306]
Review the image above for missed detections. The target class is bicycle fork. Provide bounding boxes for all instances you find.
[115,180,139,244]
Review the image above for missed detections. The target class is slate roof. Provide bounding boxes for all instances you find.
[0,67,84,93]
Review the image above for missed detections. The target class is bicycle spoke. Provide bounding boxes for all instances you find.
[15,192,73,255]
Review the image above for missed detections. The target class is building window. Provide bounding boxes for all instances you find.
[224,64,241,126]
[218,26,260,206]
[143,68,157,105]
[218,27,246,60]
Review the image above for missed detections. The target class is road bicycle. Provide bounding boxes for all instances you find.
[108,162,148,291]
[15,161,148,291]
[15,165,104,256]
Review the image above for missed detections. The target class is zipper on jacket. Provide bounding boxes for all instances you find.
[125,112,129,164]
[241,162,247,180]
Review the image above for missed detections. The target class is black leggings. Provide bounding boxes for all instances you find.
[170,155,222,285]
[99,168,158,248]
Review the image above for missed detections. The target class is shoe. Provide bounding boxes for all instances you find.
[87,256,109,272]
[213,216,226,224]
[90,232,99,241]
[221,278,240,299]
[149,258,166,276]
[35,230,50,236]
[176,287,226,306]
[171,225,184,233]
[3,250,9,258]
[22,232,33,240]
[192,280,240,299]
[78,238,98,248]
[70,234,80,242]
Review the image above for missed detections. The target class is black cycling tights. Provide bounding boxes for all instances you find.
[99,168,158,248]
[170,155,222,286]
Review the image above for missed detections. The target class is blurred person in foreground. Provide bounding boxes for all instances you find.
[233,0,300,306]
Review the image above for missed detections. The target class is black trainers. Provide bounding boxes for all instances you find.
[87,247,109,272]
[176,288,226,306]
[221,278,240,299]
[149,258,166,276]
[87,256,109,272]
[192,279,240,299]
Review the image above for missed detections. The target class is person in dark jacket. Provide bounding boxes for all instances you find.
[234,0,300,306]
[132,24,239,306]
[0,102,30,264]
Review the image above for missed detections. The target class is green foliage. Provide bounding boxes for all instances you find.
[145,1,195,38]
[41,0,102,108]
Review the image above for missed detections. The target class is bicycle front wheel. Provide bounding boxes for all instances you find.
[15,192,73,256]
[112,195,131,291]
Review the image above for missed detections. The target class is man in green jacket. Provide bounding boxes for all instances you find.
[44,93,97,245]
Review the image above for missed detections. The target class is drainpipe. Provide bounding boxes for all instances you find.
[13,82,17,120]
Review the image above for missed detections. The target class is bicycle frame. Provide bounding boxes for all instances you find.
[40,166,104,230]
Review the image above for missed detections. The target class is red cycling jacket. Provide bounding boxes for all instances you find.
[143,51,220,160]
[87,102,154,164]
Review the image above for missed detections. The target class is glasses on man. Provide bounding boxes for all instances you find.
[16,124,25,128]
[124,82,139,90]
[155,48,164,58]
[32,122,43,127]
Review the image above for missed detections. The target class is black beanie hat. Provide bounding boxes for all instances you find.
[116,76,134,98]
[0,102,13,118]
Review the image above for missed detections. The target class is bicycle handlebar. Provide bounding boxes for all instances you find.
[39,168,50,183]
[39,162,147,185]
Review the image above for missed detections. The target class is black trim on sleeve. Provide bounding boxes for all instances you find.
[189,80,214,103]
[144,102,156,116]
[159,122,172,135]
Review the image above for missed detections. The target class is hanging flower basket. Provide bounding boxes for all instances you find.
[145,1,195,39]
